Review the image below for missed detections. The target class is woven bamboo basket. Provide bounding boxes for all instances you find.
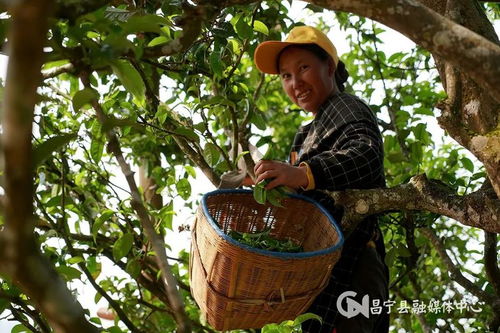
[189,189,343,331]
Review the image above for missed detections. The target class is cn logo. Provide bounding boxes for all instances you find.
[336,291,370,319]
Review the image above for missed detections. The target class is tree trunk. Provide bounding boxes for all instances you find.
[0,1,98,332]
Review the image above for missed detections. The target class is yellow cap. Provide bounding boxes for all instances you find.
[254,26,339,74]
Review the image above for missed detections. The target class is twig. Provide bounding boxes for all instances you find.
[10,306,40,333]
[0,291,50,333]
[368,21,410,157]
[42,63,75,79]
[80,72,192,333]
[420,226,497,305]
[199,108,233,167]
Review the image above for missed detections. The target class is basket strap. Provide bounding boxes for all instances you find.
[191,223,331,307]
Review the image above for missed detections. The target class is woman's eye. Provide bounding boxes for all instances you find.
[281,73,291,80]
[300,65,309,71]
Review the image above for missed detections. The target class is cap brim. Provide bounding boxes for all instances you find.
[254,41,297,74]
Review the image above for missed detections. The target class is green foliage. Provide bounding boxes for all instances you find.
[261,313,322,332]
[0,1,496,333]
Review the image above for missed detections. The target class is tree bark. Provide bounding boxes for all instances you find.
[330,174,500,233]
[0,1,98,332]
[421,227,500,311]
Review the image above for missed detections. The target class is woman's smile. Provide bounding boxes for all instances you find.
[296,89,312,101]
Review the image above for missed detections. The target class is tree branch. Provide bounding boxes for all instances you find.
[54,0,112,22]
[142,3,207,58]
[420,226,498,307]
[304,0,500,103]
[0,1,98,332]
[57,158,142,333]
[393,287,432,333]
[329,174,500,233]
[9,306,40,333]
[0,291,51,333]
[80,72,192,333]
[42,63,75,79]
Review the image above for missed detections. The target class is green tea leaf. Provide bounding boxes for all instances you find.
[67,256,85,265]
[159,201,174,230]
[234,15,252,39]
[122,14,170,34]
[253,20,269,35]
[184,165,196,178]
[113,233,134,261]
[267,188,284,208]
[11,324,30,333]
[204,143,221,166]
[90,136,105,163]
[126,259,142,279]
[33,133,77,166]
[210,51,224,77]
[251,111,267,130]
[293,312,322,326]
[92,209,115,239]
[148,36,169,47]
[253,182,266,204]
[229,228,302,253]
[87,256,101,280]
[460,157,474,172]
[56,265,82,281]
[111,60,145,104]
[72,88,99,111]
[173,127,199,142]
[176,178,191,200]
[262,146,276,160]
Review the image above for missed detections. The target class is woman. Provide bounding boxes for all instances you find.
[253,26,389,333]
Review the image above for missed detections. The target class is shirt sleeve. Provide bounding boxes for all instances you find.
[305,120,384,191]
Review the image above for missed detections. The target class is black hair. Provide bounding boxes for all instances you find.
[277,43,349,92]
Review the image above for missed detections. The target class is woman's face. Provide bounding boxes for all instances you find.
[278,46,335,113]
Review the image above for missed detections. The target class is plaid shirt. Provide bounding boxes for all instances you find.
[290,92,386,332]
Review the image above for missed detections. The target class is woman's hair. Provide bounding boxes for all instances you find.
[277,44,349,92]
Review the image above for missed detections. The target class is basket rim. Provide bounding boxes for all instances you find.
[201,189,344,259]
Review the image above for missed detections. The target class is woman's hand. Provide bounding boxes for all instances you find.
[254,160,308,190]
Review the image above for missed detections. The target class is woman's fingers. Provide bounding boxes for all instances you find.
[255,160,275,178]
[254,160,291,189]
[255,161,308,190]
[255,169,278,185]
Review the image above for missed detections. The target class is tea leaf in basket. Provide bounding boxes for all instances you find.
[228,229,303,253]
